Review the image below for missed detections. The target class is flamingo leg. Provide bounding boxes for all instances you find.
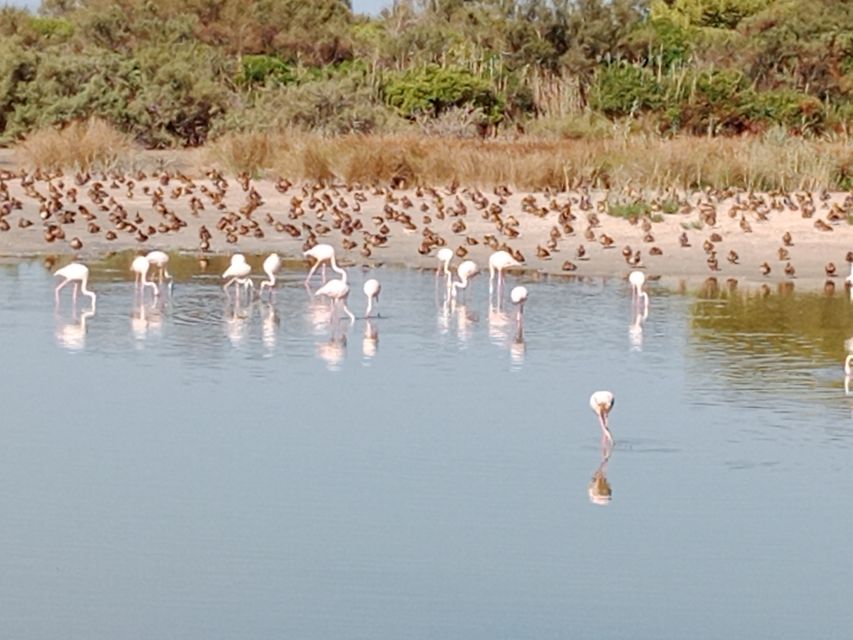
[54,278,69,305]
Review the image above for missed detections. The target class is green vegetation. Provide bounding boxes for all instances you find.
[1,0,851,186]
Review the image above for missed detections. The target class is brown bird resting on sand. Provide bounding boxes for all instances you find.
[785,262,796,278]
[649,246,663,256]
[783,231,793,246]
[562,260,578,272]
[703,239,715,254]
[760,262,771,276]
[709,232,723,242]
[778,247,790,261]
[576,244,587,260]
[826,262,837,277]
[740,216,753,233]
[679,232,690,248]
[846,251,853,264]
[536,245,551,259]
[814,219,833,232]
[599,234,615,248]
[727,250,739,264]
[707,254,720,271]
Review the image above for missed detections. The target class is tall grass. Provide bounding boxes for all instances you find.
[205,131,853,191]
[17,118,132,172]
[15,120,853,191]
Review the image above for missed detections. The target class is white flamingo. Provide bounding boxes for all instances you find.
[304,243,345,284]
[589,391,615,445]
[223,254,254,299]
[145,250,173,293]
[315,276,355,324]
[510,285,528,323]
[259,253,282,298]
[53,262,96,309]
[436,247,454,278]
[363,278,381,318]
[132,255,159,298]
[629,270,649,313]
[489,250,519,298]
[451,260,479,299]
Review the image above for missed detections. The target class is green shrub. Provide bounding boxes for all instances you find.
[590,63,662,117]
[239,54,295,86]
[382,65,504,122]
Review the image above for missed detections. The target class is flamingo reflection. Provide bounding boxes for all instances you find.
[588,440,614,506]
[317,334,347,371]
[55,307,95,351]
[362,319,379,361]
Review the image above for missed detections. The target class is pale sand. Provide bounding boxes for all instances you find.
[1,151,852,291]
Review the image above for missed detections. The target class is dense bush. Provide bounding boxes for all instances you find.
[0,0,850,147]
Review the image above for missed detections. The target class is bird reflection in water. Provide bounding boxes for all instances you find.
[488,303,511,345]
[261,302,279,351]
[588,440,614,506]
[509,285,528,367]
[362,319,379,362]
[844,337,853,396]
[55,307,95,351]
[225,300,250,347]
[454,302,478,344]
[317,334,347,371]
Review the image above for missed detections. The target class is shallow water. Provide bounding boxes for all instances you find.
[2,255,852,639]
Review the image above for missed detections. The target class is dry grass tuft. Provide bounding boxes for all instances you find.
[16,118,132,172]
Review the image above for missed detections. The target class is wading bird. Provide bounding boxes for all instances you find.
[315,275,355,323]
[223,254,253,298]
[132,255,159,298]
[304,243,345,285]
[54,262,97,309]
[259,253,282,298]
[363,278,381,318]
[629,270,648,311]
[489,250,519,298]
[145,250,173,293]
[510,285,528,324]
[589,390,615,445]
[451,260,479,299]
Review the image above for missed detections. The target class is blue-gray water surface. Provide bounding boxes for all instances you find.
[1,256,852,639]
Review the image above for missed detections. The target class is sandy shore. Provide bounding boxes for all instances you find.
[1,150,852,291]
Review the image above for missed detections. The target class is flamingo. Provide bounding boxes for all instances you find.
[510,285,528,323]
[451,260,479,299]
[315,276,355,323]
[259,253,282,298]
[363,278,381,318]
[145,250,173,293]
[589,390,615,445]
[847,263,853,286]
[132,255,159,298]
[629,270,649,309]
[223,254,254,298]
[436,247,454,277]
[489,250,519,298]
[54,262,96,309]
[304,243,345,284]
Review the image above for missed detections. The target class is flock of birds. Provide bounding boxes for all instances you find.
[50,242,635,448]
[4,166,853,287]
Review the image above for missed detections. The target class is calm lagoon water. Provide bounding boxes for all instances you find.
[1,256,852,639]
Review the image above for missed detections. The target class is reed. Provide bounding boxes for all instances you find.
[17,118,131,172]
[18,119,853,192]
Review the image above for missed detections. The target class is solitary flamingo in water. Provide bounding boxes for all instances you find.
[304,243,345,285]
[589,390,615,445]
[145,250,173,293]
[629,270,648,310]
[363,278,381,318]
[315,274,355,323]
[54,262,96,309]
[510,285,528,324]
[489,250,519,298]
[223,254,253,299]
[451,260,479,299]
[132,255,159,298]
[436,247,454,278]
[259,253,282,298]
